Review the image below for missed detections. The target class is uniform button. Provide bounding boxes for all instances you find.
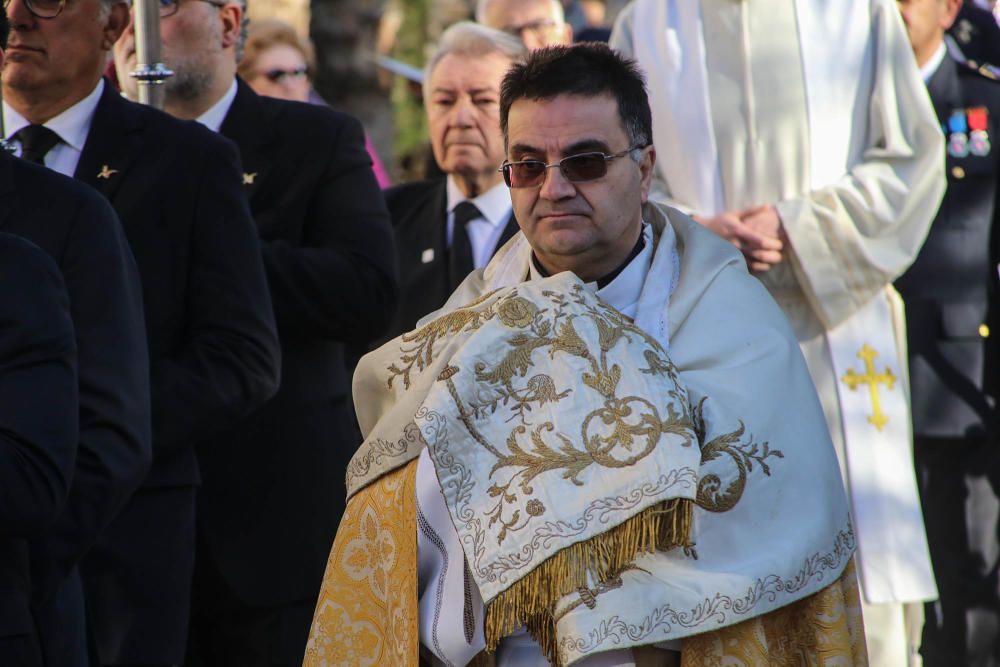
[980,324,990,338]
[952,166,966,179]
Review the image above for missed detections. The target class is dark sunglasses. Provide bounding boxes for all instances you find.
[260,66,309,83]
[499,145,646,188]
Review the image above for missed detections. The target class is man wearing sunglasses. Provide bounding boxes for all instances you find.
[112,1,397,666]
[308,43,864,666]
[1,0,284,665]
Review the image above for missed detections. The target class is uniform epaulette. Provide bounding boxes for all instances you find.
[964,59,1000,81]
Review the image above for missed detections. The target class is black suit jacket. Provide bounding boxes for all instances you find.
[0,232,77,646]
[0,150,150,598]
[896,55,1000,438]
[76,83,281,488]
[384,178,518,340]
[950,2,1000,68]
[196,80,397,606]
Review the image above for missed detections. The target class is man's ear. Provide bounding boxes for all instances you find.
[639,145,656,203]
[101,2,131,51]
[942,0,963,30]
[220,2,242,50]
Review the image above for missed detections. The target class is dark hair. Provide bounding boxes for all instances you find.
[1,4,8,51]
[499,42,652,150]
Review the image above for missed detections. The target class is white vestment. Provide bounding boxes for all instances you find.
[611,0,944,618]
[370,203,854,665]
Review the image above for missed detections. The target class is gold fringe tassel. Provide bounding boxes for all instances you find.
[484,497,693,666]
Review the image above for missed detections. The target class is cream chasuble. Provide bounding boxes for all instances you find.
[305,203,867,666]
[612,0,944,606]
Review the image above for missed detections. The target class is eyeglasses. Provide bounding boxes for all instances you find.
[259,66,309,83]
[500,18,562,41]
[4,0,65,20]
[126,0,225,19]
[499,146,646,188]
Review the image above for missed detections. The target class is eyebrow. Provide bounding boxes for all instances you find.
[509,138,613,159]
[430,87,499,96]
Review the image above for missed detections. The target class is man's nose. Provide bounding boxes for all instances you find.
[538,163,576,200]
[449,97,476,127]
[5,0,36,26]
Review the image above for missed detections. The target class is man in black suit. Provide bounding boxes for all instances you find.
[112,3,397,664]
[2,0,282,664]
[0,9,153,666]
[0,231,79,667]
[383,23,526,340]
[898,0,1000,663]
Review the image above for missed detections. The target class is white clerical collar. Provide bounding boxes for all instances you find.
[527,222,653,317]
[445,176,512,229]
[196,79,239,133]
[921,42,948,83]
[3,78,104,151]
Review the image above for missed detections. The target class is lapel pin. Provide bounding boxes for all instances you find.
[243,172,257,185]
[97,164,118,179]
[421,248,435,264]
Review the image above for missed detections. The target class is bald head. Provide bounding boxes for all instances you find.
[476,0,572,50]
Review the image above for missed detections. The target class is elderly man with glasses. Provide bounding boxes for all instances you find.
[306,42,866,667]
[1,0,283,665]
[112,1,398,666]
[477,0,572,49]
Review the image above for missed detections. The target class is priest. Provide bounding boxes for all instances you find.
[611,1,944,663]
[305,44,866,666]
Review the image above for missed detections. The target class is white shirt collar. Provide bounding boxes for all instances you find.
[195,79,239,133]
[3,78,104,150]
[921,42,948,83]
[446,176,512,228]
[528,222,653,318]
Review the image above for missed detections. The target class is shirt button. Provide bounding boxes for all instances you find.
[952,166,966,179]
[979,324,990,338]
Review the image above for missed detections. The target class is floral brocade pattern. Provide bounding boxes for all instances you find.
[303,461,418,667]
[680,560,867,666]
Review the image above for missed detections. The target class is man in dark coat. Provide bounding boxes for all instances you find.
[898,0,1000,663]
[113,2,397,664]
[382,24,526,342]
[949,0,1000,66]
[0,230,78,667]
[2,0,282,664]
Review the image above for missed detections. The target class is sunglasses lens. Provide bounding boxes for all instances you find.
[508,161,546,188]
[561,153,607,182]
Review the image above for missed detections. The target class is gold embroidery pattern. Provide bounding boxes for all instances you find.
[345,421,424,495]
[680,560,867,666]
[304,462,418,667]
[840,343,896,431]
[555,525,856,664]
[691,398,784,513]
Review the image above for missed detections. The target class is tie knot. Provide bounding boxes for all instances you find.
[13,124,62,165]
[453,201,483,228]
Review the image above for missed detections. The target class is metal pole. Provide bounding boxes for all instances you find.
[130,0,172,109]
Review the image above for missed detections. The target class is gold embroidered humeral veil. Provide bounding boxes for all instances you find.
[306,204,865,666]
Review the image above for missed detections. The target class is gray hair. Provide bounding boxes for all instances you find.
[423,22,527,97]
[232,0,250,61]
[474,0,565,27]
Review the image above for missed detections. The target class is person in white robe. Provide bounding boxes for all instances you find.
[305,43,866,667]
[610,2,946,665]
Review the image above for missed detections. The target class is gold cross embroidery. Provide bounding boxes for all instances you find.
[97,165,118,179]
[840,344,896,431]
[243,172,257,185]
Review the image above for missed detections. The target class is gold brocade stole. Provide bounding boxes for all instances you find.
[303,460,419,667]
[302,457,867,667]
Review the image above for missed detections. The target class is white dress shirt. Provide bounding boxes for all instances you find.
[445,177,514,269]
[194,80,239,133]
[920,42,948,84]
[3,79,105,177]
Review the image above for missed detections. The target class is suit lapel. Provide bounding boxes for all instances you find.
[496,211,520,252]
[219,78,278,202]
[75,83,144,201]
[927,57,962,124]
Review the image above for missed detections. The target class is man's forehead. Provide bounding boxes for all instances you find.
[489,0,557,24]
[428,52,510,91]
[507,93,625,149]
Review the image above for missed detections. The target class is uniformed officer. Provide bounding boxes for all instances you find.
[897,0,1000,664]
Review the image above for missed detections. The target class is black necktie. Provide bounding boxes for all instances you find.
[13,124,61,165]
[449,201,481,289]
